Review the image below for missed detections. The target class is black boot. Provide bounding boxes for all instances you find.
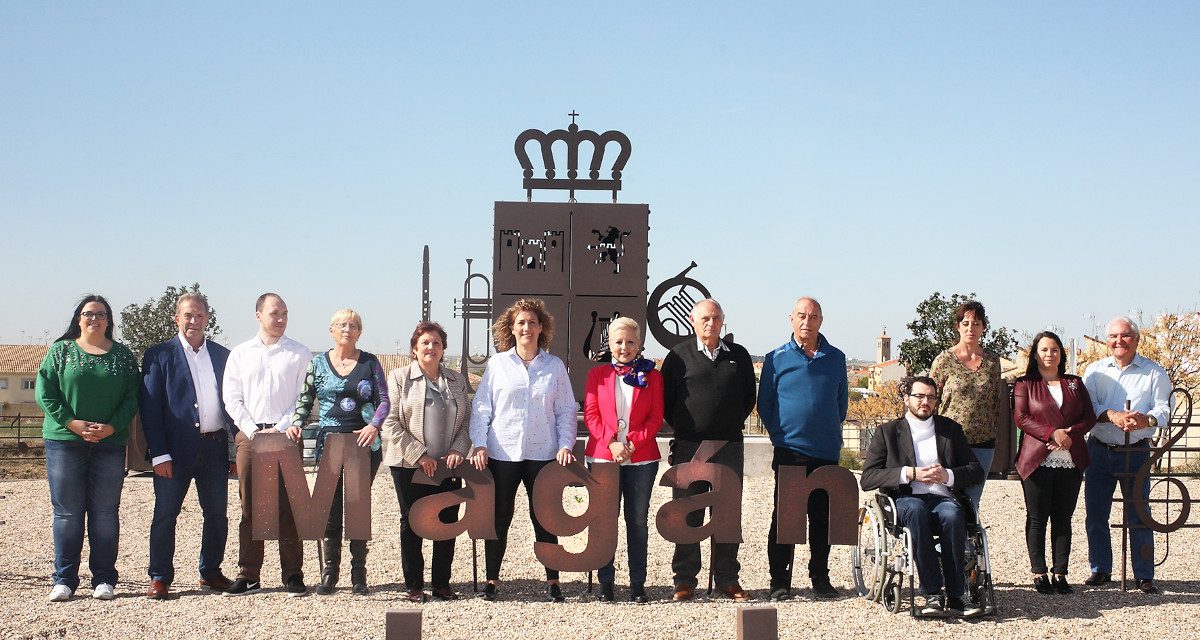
[349,540,368,595]
[316,538,341,595]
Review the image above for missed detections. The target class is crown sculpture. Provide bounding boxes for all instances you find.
[514,111,632,201]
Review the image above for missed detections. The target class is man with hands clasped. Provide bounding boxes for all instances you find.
[861,376,984,618]
[1081,316,1171,594]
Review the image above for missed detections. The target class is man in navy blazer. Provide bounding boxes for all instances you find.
[139,293,235,598]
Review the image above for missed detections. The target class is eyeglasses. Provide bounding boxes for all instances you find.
[81,311,108,320]
[907,393,937,402]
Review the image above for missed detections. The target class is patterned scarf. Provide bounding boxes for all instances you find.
[612,356,655,388]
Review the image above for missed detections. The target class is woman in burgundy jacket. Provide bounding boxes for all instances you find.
[1013,330,1096,595]
[583,316,664,604]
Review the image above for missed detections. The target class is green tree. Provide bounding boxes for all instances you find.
[897,291,1018,375]
[119,283,222,359]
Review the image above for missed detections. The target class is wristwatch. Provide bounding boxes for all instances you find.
[1149,416,1158,428]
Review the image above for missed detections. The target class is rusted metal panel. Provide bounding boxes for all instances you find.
[775,465,859,546]
[251,432,371,541]
[656,440,743,544]
[531,448,619,572]
[384,609,422,640]
[737,606,778,640]
[408,461,498,541]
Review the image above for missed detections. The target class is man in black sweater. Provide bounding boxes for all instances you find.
[661,299,757,602]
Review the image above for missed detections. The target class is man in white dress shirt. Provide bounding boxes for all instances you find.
[1081,315,1171,594]
[221,293,312,597]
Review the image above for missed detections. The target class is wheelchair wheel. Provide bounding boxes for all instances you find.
[851,504,885,601]
[881,573,903,614]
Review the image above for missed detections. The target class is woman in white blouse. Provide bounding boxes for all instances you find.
[469,298,577,602]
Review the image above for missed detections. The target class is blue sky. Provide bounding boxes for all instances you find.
[3,2,1197,361]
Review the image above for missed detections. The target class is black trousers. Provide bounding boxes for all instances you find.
[767,447,837,589]
[670,439,744,589]
[486,458,558,581]
[1022,465,1082,575]
[390,466,462,589]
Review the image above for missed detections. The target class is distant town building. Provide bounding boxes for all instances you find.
[867,328,906,391]
[0,344,49,416]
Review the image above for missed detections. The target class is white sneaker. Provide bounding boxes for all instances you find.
[48,584,73,602]
[92,583,115,600]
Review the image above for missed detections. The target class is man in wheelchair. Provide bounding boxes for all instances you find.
[861,376,985,617]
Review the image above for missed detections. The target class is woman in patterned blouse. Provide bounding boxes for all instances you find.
[288,308,389,596]
[36,295,140,603]
[929,300,1005,510]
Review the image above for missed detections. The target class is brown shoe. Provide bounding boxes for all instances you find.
[430,586,459,601]
[147,579,170,600]
[672,584,694,602]
[717,582,753,602]
[200,572,234,593]
[405,588,429,603]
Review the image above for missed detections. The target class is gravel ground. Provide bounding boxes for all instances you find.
[2,470,1199,639]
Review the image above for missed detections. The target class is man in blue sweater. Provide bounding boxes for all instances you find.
[757,297,848,601]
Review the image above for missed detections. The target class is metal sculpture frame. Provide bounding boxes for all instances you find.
[514,111,632,202]
[1116,387,1200,590]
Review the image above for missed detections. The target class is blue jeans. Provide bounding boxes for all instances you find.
[44,438,126,590]
[1085,437,1153,579]
[962,446,994,511]
[896,493,967,597]
[595,461,660,585]
[148,434,229,585]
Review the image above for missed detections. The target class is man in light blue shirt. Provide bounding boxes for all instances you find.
[1081,316,1171,594]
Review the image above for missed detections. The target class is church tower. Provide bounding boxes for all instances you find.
[876,328,891,363]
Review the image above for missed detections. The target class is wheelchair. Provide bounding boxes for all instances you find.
[851,491,996,617]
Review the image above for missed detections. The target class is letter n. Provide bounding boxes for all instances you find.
[775,465,858,546]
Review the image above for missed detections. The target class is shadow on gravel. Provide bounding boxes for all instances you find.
[982,581,1200,623]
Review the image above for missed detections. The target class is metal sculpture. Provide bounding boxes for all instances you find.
[514,111,632,202]
[656,440,743,544]
[408,461,498,541]
[531,444,620,572]
[647,261,713,350]
[775,465,859,546]
[1116,387,1200,590]
[453,258,493,380]
[251,432,371,540]
[421,245,431,322]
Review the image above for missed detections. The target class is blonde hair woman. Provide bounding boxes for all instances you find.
[289,308,388,596]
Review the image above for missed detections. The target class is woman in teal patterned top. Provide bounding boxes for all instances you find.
[288,308,389,595]
[35,295,140,603]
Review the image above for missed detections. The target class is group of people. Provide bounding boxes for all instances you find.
[860,302,1171,617]
[35,292,1171,614]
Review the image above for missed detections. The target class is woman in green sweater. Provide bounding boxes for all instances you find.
[36,295,140,603]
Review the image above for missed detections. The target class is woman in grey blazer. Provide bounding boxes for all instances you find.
[382,321,472,602]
